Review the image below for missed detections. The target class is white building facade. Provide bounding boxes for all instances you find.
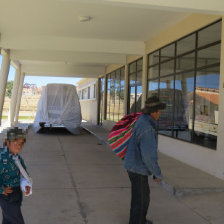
[77,78,98,124]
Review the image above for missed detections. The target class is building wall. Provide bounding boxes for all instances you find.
[145,14,224,179]
[77,78,98,125]
[80,99,98,124]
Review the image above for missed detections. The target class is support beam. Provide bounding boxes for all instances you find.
[21,63,106,78]
[9,66,21,126]
[2,36,144,55]
[0,49,10,125]
[15,72,25,123]
[10,50,127,65]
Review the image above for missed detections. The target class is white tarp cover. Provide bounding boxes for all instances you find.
[33,83,82,134]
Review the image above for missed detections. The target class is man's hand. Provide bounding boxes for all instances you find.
[153,178,161,183]
[153,175,162,183]
[2,187,13,196]
[25,186,31,196]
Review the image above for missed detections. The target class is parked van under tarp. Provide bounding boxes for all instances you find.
[33,83,82,134]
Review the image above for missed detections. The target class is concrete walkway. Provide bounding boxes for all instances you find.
[1,125,224,223]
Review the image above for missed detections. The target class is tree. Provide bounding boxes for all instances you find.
[6,81,13,98]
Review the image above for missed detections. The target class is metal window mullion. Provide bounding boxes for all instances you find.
[118,69,121,120]
[108,75,111,120]
[146,54,149,98]
[192,32,198,138]
[158,50,161,96]
[113,73,116,121]
[127,65,130,114]
[172,42,177,137]
[135,61,137,113]
[98,78,101,125]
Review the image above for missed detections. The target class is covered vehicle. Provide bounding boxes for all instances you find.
[33,83,82,134]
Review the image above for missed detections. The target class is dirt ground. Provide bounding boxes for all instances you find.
[2,94,41,121]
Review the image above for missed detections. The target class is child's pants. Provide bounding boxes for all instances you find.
[0,187,25,224]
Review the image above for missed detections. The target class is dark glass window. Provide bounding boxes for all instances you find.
[174,72,195,141]
[119,68,125,119]
[148,50,159,66]
[193,67,219,148]
[147,19,221,150]
[198,21,221,47]
[160,60,175,76]
[197,44,221,68]
[107,75,111,120]
[160,44,175,62]
[176,52,195,73]
[158,75,175,137]
[106,67,125,121]
[99,77,105,125]
[177,34,196,56]
[148,80,159,97]
[129,73,136,113]
[114,70,120,121]
[128,58,143,113]
[148,65,159,79]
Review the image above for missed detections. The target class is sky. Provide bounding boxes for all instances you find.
[0,55,82,87]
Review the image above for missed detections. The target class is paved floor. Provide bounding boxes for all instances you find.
[1,126,224,224]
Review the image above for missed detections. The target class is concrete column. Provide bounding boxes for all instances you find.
[124,64,129,115]
[9,66,21,126]
[103,75,107,120]
[14,72,25,123]
[141,54,148,109]
[0,49,10,125]
[96,78,100,125]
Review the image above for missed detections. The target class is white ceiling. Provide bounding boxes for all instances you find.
[0,0,222,78]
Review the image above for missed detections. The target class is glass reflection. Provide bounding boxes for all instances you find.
[160,60,175,76]
[148,65,159,79]
[197,44,221,68]
[114,71,120,121]
[129,74,136,113]
[193,67,219,148]
[198,21,221,47]
[99,77,105,125]
[148,50,159,66]
[160,44,175,62]
[174,72,194,141]
[176,52,195,73]
[158,75,175,136]
[148,80,159,97]
[177,34,196,55]
[129,59,142,114]
[119,68,125,119]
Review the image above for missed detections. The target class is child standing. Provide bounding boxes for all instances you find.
[0,127,32,224]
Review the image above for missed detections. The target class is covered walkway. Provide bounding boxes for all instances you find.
[0,125,223,224]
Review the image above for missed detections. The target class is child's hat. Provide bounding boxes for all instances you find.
[7,127,26,141]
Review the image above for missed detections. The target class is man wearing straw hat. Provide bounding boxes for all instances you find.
[124,95,166,224]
